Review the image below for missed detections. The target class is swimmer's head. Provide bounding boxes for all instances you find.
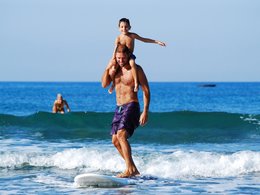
[57,93,63,100]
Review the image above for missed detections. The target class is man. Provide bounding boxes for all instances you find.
[101,44,150,178]
[52,93,70,114]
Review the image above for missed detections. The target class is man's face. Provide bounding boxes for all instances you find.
[116,52,129,67]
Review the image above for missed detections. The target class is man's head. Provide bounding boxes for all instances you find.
[115,44,131,67]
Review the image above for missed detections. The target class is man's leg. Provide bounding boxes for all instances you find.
[116,129,140,178]
[112,134,124,159]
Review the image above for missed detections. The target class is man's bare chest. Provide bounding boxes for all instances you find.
[115,70,133,86]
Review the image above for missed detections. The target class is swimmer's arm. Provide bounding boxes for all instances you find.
[52,101,57,113]
[137,66,150,126]
[132,33,166,47]
[64,100,70,112]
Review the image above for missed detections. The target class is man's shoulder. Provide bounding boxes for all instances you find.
[136,64,143,71]
[136,65,146,77]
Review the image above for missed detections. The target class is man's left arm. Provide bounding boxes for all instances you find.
[137,66,150,126]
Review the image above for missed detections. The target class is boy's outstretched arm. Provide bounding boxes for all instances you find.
[132,33,166,46]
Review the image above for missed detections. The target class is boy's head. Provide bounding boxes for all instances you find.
[118,18,131,30]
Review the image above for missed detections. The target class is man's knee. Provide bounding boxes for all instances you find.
[117,129,128,141]
[112,136,120,147]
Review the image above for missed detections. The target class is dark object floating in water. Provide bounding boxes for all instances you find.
[200,84,216,87]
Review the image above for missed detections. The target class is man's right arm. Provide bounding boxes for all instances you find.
[102,57,119,88]
[101,68,112,88]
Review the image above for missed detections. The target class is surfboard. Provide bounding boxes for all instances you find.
[74,173,130,188]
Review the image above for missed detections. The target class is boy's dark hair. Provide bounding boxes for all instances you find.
[118,18,131,29]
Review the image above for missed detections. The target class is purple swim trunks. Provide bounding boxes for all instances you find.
[111,101,140,137]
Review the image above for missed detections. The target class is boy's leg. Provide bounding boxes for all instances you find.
[129,59,139,92]
[108,81,115,94]
[108,59,118,94]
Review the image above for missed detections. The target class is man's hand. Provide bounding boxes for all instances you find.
[106,58,117,79]
[139,111,148,126]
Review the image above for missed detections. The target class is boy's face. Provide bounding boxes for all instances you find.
[119,22,130,34]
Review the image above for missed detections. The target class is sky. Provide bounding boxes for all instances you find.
[0,0,260,82]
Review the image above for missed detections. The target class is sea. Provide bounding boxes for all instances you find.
[0,82,259,194]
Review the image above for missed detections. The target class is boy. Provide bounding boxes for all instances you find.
[108,18,166,93]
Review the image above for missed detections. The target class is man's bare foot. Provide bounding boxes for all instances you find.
[116,171,140,178]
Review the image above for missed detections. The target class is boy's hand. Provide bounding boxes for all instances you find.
[157,41,166,47]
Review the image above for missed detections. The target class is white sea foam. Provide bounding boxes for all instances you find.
[141,150,260,178]
[34,175,73,188]
[0,146,260,179]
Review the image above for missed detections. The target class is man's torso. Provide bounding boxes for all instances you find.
[114,65,138,105]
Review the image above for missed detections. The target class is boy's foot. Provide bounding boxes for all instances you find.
[134,85,139,92]
[108,84,115,94]
[108,87,113,94]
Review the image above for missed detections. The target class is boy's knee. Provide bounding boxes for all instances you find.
[129,58,135,65]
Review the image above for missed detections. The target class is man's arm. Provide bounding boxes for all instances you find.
[101,60,114,88]
[132,33,166,47]
[137,66,150,126]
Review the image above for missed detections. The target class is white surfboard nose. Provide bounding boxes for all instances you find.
[74,173,129,188]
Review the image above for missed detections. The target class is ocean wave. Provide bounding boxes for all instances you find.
[0,147,260,179]
[0,111,259,144]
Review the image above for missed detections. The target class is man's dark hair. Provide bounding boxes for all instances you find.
[115,44,131,56]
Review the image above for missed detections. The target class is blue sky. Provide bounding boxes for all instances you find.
[1,0,259,82]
